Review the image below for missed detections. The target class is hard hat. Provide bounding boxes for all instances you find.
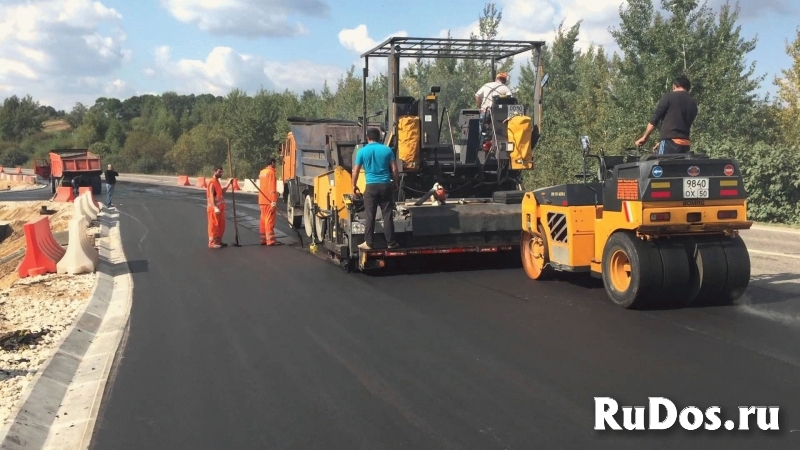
[497,72,508,79]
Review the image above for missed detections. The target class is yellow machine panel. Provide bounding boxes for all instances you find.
[538,205,596,269]
[313,166,359,222]
[507,115,533,170]
[397,115,421,171]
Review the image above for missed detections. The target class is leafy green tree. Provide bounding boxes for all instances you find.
[610,0,766,150]
[774,27,800,148]
[0,95,44,141]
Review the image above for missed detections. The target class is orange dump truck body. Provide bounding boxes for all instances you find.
[49,149,102,178]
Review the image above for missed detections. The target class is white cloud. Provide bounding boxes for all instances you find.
[149,46,345,95]
[0,0,131,110]
[338,25,412,77]
[161,0,330,38]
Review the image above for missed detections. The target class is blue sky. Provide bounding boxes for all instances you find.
[1,0,798,111]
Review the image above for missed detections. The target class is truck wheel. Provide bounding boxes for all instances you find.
[602,231,663,309]
[314,213,326,243]
[285,182,301,228]
[303,195,314,238]
[521,224,551,280]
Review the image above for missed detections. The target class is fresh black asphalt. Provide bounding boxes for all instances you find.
[42,181,797,449]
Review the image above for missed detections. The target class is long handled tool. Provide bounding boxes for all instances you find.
[246,177,304,248]
[227,138,241,247]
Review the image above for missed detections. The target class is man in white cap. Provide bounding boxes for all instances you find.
[475,72,512,120]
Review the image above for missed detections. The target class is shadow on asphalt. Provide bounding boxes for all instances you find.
[124,260,149,274]
[739,272,800,306]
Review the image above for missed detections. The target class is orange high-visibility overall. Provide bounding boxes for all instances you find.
[258,165,278,245]
[207,177,226,247]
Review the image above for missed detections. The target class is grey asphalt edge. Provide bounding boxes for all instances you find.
[0,209,133,449]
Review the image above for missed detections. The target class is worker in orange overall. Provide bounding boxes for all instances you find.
[258,158,279,246]
[207,166,234,249]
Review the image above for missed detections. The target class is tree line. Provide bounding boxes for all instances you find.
[0,0,798,223]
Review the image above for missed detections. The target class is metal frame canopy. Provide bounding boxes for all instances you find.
[361,36,545,60]
[359,36,546,141]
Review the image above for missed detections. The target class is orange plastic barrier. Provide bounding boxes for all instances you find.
[26,176,36,184]
[195,176,207,188]
[14,166,22,174]
[232,179,241,191]
[54,186,75,202]
[178,175,190,186]
[16,216,66,278]
[0,166,4,173]
[78,187,99,207]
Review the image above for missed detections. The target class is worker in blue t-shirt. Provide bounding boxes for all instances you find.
[352,128,399,250]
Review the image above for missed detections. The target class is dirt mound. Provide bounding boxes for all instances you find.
[0,201,73,289]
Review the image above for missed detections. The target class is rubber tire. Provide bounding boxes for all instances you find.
[303,195,314,238]
[285,182,302,229]
[685,238,728,306]
[717,235,750,305]
[601,231,664,309]
[314,213,326,243]
[655,239,692,308]
[520,224,552,280]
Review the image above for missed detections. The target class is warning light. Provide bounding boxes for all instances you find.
[720,189,738,196]
[724,164,735,176]
[650,212,671,222]
[717,210,738,219]
[651,191,671,199]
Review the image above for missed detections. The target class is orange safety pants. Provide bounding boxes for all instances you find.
[260,204,277,245]
[207,206,226,247]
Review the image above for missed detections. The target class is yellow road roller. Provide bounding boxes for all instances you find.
[520,136,753,308]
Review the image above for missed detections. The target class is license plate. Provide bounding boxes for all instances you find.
[683,177,709,198]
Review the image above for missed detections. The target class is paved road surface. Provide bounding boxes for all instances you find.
[79,181,800,449]
[6,179,800,448]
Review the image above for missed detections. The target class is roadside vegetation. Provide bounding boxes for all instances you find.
[0,1,798,223]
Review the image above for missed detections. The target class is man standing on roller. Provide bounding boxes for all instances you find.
[258,158,279,246]
[636,75,698,154]
[207,166,234,249]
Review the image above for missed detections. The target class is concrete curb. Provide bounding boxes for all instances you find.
[0,209,133,449]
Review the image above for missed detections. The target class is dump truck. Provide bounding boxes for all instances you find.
[39,149,103,195]
[520,136,752,309]
[280,37,547,272]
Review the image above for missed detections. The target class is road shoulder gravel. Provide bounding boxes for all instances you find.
[0,209,133,449]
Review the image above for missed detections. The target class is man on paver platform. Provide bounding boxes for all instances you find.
[352,127,399,250]
[258,158,279,246]
[207,166,234,249]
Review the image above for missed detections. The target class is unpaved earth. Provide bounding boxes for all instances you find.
[0,180,43,192]
[0,201,74,290]
[0,200,98,426]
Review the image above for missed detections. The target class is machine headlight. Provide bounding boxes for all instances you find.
[351,221,365,234]
[506,142,514,152]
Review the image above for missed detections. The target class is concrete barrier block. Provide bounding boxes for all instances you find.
[241,179,259,193]
[57,216,99,275]
[79,191,100,216]
[74,193,96,222]
[16,216,65,278]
